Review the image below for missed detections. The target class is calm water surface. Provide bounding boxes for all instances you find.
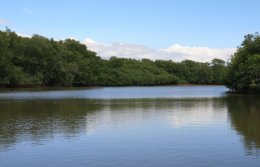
[0,86,260,167]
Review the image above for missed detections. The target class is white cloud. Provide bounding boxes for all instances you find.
[83,39,236,62]
[84,38,175,60]
[161,44,236,62]
[16,33,31,38]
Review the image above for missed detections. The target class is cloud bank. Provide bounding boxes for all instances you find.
[84,39,236,62]
[16,33,31,38]
[14,32,236,62]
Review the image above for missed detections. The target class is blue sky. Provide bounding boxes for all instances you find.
[1,0,260,62]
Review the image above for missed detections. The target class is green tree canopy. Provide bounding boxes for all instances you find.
[0,29,228,87]
[226,33,260,93]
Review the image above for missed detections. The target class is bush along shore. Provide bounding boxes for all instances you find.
[226,33,260,94]
[0,29,259,93]
[0,29,227,87]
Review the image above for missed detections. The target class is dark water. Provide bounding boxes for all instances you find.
[0,86,259,167]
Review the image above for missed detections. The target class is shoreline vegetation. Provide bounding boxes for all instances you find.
[0,29,228,88]
[0,29,259,93]
[225,33,260,94]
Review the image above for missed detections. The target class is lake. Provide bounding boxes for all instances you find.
[0,86,260,167]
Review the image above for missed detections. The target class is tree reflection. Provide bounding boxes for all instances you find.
[0,100,103,151]
[227,95,260,154]
[2,96,260,157]
[0,98,226,151]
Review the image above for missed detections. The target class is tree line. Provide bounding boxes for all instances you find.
[0,28,228,87]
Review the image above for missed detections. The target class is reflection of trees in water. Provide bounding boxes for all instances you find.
[0,100,102,151]
[0,98,226,152]
[2,97,259,155]
[227,95,260,154]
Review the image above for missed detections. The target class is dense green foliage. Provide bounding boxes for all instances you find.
[0,29,227,87]
[226,33,260,93]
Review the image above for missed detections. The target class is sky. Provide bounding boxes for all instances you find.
[1,0,260,62]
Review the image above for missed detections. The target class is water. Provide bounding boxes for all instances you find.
[0,86,227,99]
[0,86,259,167]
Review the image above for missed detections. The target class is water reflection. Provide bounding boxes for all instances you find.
[0,86,228,99]
[227,95,260,155]
[0,95,260,165]
[0,99,226,152]
[168,99,227,128]
[0,100,101,151]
